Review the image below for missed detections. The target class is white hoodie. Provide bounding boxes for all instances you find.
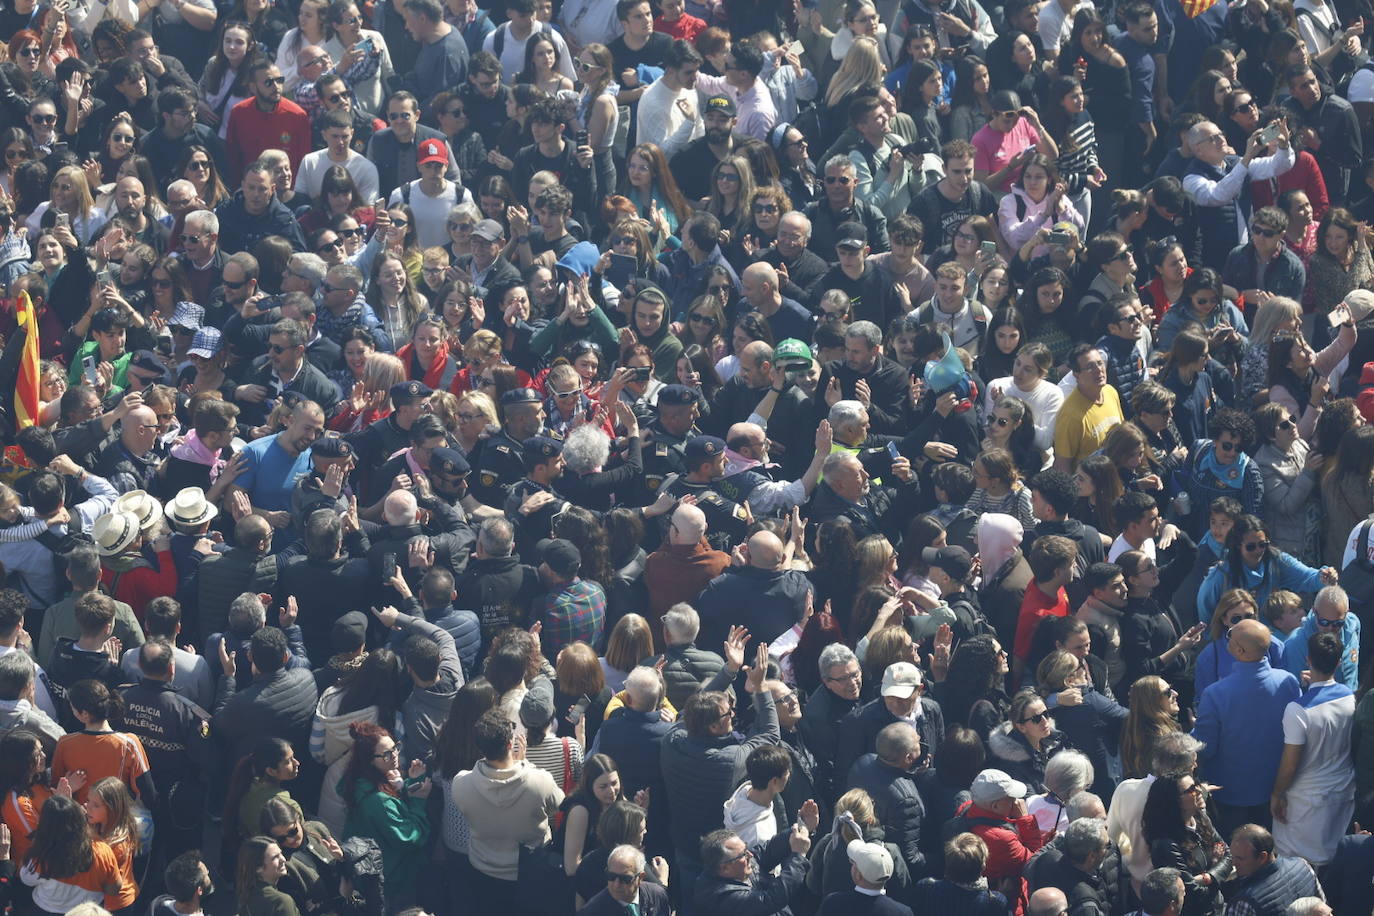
[723,782,777,848]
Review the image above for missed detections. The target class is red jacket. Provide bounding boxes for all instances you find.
[100,550,178,623]
[225,97,312,182]
[643,539,730,644]
[1250,149,1329,222]
[957,800,1045,915]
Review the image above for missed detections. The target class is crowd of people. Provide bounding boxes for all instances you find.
[0,0,1373,912]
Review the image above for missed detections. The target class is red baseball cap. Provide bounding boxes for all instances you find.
[417,138,448,166]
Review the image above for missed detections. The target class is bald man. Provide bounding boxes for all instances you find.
[704,338,816,479]
[694,526,815,654]
[718,420,832,517]
[1027,887,1070,916]
[1193,618,1301,836]
[232,400,324,546]
[741,261,814,343]
[642,504,731,645]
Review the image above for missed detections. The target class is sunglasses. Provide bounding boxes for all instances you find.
[1114,312,1142,325]
[111,133,135,143]
[388,111,414,120]
[449,222,474,231]
[1227,613,1253,626]
[689,313,715,324]
[1216,440,1238,452]
[1236,100,1256,111]
[717,172,741,183]
[339,227,363,238]
[1276,417,1296,431]
[1019,711,1049,725]
[18,47,42,59]
[553,387,582,398]
[261,76,286,86]
[752,203,778,214]
[188,160,210,171]
[180,234,204,245]
[269,344,298,354]
[990,416,1012,427]
[316,239,344,253]
[824,175,852,185]
[302,55,330,68]
[611,235,636,246]
[576,59,597,71]
[1252,227,1279,238]
[446,107,466,117]
[605,871,641,885]
[1315,614,1344,628]
[222,278,249,289]
[391,218,409,227]
[151,277,172,288]
[1241,540,1269,552]
[4,148,26,160]
[328,91,353,103]
[30,113,56,124]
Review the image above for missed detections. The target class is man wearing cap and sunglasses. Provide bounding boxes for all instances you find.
[580,844,670,916]
[804,157,891,258]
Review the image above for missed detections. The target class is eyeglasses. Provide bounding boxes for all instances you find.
[302,55,330,68]
[1019,711,1049,725]
[1241,539,1269,552]
[576,59,597,71]
[449,222,475,232]
[824,669,862,683]
[456,412,484,422]
[30,113,56,124]
[1199,133,1225,145]
[372,746,399,760]
[328,91,353,103]
[824,175,852,185]
[954,231,977,242]
[553,387,583,398]
[1316,614,1345,627]
[137,422,160,430]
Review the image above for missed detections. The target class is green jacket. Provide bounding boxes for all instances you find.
[66,341,131,390]
[342,777,431,887]
[241,879,301,916]
[239,780,303,842]
[529,306,618,361]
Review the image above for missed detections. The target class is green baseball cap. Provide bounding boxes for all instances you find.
[775,338,813,366]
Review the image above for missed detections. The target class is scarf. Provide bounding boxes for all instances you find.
[397,340,454,391]
[1197,441,1252,492]
[170,431,227,482]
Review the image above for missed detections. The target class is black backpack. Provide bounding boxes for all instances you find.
[491,20,553,60]
[1341,519,1374,608]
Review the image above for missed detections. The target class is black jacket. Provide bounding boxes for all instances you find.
[1029,849,1111,916]
[692,828,809,916]
[214,193,307,253]
[835,697,945,784]
[816,356,910,436]
[646,642,724,710]
[275,540,374,665]
[695,566,814,656]
[212,667,319,762]
[452,554,543,649]
[238,360,342,426]
[844,753,928,877]
[799,683,859,804]
[120,677,213,795]
[804,198,891,256]
[48,637,127,692]
[1120,595,1190,692]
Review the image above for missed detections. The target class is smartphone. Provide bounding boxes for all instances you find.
[786,39,804,56]
[51,142,68,158]
[567,694,592,725]
[1258,122,1280,146]
[81,353,98,387]
[1047,229,1072,247]
[607,252,637,287]
[382,552,398,582]
[630,365,652,381]
[979,240,997,255]
[1328,303,1353,327]
[97,267,114,286]
[886,441,901,461]
[575,129,589,147]
[356,36,374,53]
[54,211,69,229]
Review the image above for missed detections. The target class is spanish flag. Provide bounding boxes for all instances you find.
[13,289,39,430]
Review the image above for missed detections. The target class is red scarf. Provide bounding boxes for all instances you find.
[397,341,453,390]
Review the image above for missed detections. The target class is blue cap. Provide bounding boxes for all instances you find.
[658,384,696,406]
[684,435,726,464]
[523,436,563,460]
[430,447,470,475]
[186,327,222,359]
[501,387,542,406]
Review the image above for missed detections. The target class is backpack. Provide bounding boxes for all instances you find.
[1340,519,1374,609]
[492,20,553,60]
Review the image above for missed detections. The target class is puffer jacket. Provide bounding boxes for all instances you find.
[646,642,724,710]
[696,565,815,655]
[659,688,780,863]
[194,547,279,647]
[311,688,381,837]
[988,720,1064,794]
[844,753,928,877]
[212,667,319,763]
[835,696,945,782]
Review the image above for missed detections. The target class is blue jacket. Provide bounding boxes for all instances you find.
[1282,612,1361,689]
[386,602,480,680]
[1192,657,1300,805]
[1197,550,1322,629]
[1221,242,1307,303]
[1195,632,1285,697]
[1157,299,1249,351]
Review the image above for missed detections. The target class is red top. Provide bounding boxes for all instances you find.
[225,97,312,182]
[655,12,707,41]
[1013,581,1068,660]
[99,550,178,623]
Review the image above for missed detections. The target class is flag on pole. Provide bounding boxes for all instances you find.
[13,289,39,430]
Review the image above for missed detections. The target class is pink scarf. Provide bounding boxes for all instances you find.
[171,431,227,482]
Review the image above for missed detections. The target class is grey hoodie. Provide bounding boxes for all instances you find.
[723,782,779,848]
[395,611,463,765]
[451,759,563,880]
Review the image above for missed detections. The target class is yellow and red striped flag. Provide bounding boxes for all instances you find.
[13,289,40,430]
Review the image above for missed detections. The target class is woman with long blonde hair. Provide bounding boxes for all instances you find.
[82,777,140,912]
[27,165,105,244]
[806,788,911,899]
[822,36,883,147]
[329,352,404,433]
[1119,676,1182,779]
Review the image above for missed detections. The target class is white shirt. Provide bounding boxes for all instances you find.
[1108,534,1156,562]
[296,148,380,202]
[483,22,576,83]
[985,376,1064,453]
[558,0,623,52]
[1182,146,1296,247]
[636,79,703,158]
[1282,680,1356,796]
[389,180,471,248]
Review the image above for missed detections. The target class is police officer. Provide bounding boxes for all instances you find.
[426,446,472,513]
[505,436,568,553]
[640,384,701,503]
[348,380,433,501]
[470,388,550,508]
[291,433,354,528]
[664,435,750,551]
[120,640,212,862]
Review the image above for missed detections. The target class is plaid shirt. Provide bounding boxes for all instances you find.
[536,578,606,658]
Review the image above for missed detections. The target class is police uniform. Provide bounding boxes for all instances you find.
[504,436,568,551]
[472,388,561,507]
[663,436,750,551]
[120,675,212,854]
[426,447,472,515]
[291,434,354,529]
[639,385,701,504]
